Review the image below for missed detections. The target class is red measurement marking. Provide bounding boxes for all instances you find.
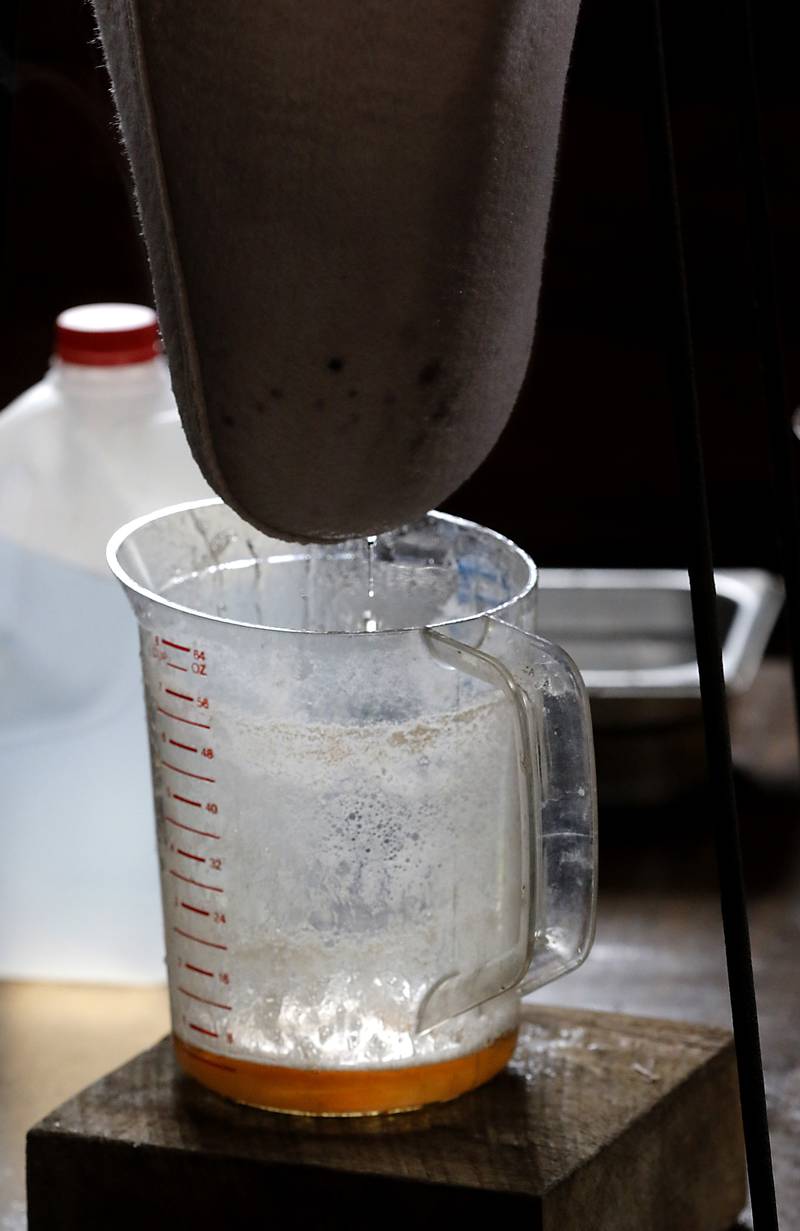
[169,739,197,753]
[167,662,188,672]
[180,900,209,916]
[173,793,201,808]
[162,639,191,652]
[174,926,228,951]
[177,847,206,864]
[178,986,232,1011]
[156,706,211,730]
[189,1023,219,1039]
[169,869,224,893]
[162,759,216,784]
[184,961,214,977]
[164,688,193,702]
[166,816,220,840]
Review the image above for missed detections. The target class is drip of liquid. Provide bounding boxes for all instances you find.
[174,1028,517,1115]
[361,534,378,632]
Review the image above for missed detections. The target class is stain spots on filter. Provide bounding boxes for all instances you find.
[248,352,453,440]
[417,358,443,387]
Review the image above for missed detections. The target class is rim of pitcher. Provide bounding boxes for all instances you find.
[106,497,538,635]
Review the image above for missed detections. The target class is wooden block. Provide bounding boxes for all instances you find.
[27,1005,745,1230]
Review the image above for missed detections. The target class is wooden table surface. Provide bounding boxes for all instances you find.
[2,660,798,1228]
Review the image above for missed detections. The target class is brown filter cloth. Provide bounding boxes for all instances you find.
[92,1,579,541]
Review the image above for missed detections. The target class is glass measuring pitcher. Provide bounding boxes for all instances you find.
[108,500,597,1115]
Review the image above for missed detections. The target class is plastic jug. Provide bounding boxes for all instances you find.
[109,499,597,1113]
[0,303,211,982]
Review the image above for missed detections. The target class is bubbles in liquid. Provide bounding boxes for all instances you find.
[164,686,520,1071]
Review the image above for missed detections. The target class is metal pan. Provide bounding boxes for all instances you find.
[536,569,784,805]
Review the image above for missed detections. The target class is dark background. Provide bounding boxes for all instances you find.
[2,0,800,570]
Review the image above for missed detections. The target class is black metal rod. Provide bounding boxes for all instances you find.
[734,0,800,747]
[647,1,779,1225]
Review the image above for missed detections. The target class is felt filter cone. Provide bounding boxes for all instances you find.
[93,1,579,541]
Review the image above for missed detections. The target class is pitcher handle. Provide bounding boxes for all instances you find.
[417,617,597,1032]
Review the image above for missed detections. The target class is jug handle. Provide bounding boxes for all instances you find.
[418,618,597,1032]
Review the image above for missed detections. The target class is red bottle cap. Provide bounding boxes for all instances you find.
[55,303,161,366]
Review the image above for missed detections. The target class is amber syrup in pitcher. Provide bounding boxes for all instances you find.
[174,1030,518,1115]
